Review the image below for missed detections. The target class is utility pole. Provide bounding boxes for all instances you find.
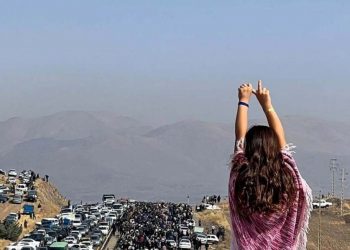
[329,159,338,197]
[340,168,348,216]
[317,190,322,250]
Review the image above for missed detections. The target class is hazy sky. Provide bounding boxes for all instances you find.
[0,1,349,125]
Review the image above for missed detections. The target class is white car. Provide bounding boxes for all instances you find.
[72,219,82,227]
[80,241,94,250]
[70,244,89,250]
[8,169,17,177]
[313,199,333,208]
[178,239,192,249]
[71,230,82,240]
[19,238,40,248]
[166,239,177,248]
[206,234,219,244]
[104,199,115,206]
[7,176,16,184]
[196,233,208,244]
[203,203,221,210]
[5,242,33,250]
[15,189,24,196]
[179,226,189,236]
[64,236,77,244]
[99,225,109,235]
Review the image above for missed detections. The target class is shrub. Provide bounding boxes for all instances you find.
[0,222,22,241]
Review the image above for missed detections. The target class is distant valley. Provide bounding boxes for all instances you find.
[0,111,348,202]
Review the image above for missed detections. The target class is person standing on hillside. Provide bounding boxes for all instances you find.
[229,81,312,250]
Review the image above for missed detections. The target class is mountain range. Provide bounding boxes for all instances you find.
[0,111,348,202]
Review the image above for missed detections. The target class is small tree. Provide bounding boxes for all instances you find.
[0,222,22,241]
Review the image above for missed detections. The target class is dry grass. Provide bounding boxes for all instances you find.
[0,179,67,249]
[195,199,350,250]
[194,201,231,249]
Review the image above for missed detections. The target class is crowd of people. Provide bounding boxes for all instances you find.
[115,202,193,249]
[201,195,221,204]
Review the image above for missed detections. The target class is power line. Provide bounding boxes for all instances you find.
[339,168,348,216]
[329,159,338,197]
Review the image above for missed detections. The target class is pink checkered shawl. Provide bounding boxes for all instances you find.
[229,144,312,250]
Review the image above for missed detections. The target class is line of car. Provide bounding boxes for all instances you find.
[0,169,38,205]
[5,194,124,250]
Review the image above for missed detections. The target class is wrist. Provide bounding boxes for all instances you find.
[239,98,250,103]
[263,104,274,112]
[238,101,249,108]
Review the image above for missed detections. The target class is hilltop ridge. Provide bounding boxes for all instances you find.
[0,176,67,249]
[0,111,349,202]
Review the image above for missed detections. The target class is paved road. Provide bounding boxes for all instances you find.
[102,232,119,250]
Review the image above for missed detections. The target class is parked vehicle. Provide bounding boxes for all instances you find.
[0,193,9,203]
[15,189,24,196]
[5,242,34,250]
[70,230,82,240]
[64,236,77,244]
[178,239,192,249]
[5,213,18,224]
[206,234,219,244]
[312,199,333,208]
[195,233,208,244]
[23,204,35,215]
[71,219,82,227]
[16,184,28,193]
[19,238,40,248]
[7,176,17,184]
[98,225,109,235]
[80,240,93,250]
[41,218,59,228]
[27,190,38,202]
[102,194,115,203]
[0,185,10,193]
[29,232,46,244]
[11,194,22,204]
[179,225,189,235]
[166,239,177,248]
[70,244,88,250]
[202,203,221,210]
[48,242,68,250]
[8,169,17,177]
[90,234,102,246]
[0,169,5,175]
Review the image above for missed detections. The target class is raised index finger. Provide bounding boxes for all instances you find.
[258,80,262,92]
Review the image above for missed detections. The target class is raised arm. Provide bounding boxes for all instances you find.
[254,80,287,148]
[235,83,254,141]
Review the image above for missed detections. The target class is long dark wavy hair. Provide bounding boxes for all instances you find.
[234,125,296,216]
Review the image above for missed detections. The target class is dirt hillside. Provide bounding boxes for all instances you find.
[195,198,350,250]
[0,177,67,249]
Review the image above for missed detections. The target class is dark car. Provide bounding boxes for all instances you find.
[27,190,38,202]
[4,216,17,224]
[29,232,45,244]
[0,194,9,203]
[46,230,58,239]
[56,228,70,241]
[91,234,102,246]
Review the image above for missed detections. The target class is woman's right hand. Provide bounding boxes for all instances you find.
[238,83,254,103]
[254,80,272,110]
